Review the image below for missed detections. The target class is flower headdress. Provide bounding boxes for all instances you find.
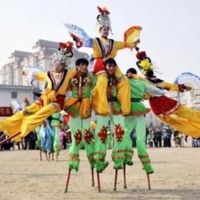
[52,41,74,68]
[96,6,112,33]
[136,51,153,75]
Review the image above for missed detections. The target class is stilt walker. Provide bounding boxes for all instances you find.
[125,68,165,190]
[0,43,77,143]
[64,58,95,192]
[135,51,200,138]
[93,58,133,192]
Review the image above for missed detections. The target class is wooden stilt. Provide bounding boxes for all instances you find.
[123,164,127,189]
[64,168,72,193]
[91,168,95,187]
[114,169,118,191]
[146,173,151,190]
[97,171,101,192]
[0,132,21,146]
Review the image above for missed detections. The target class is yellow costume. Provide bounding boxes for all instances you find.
[130,70,200,138]
[144,76,200,138]
[91,38,134,115]
[0,70,76,140]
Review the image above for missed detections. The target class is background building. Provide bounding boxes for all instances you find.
[0,39,58,86]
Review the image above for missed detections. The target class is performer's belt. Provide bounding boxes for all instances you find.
[107,97,141,102]
[131,98,142,102]
[51,117,60,120]
[76,98,89,102]
[107,96,118,102]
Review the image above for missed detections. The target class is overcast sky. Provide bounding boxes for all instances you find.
[0,0,200,82]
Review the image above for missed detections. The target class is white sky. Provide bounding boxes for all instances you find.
[0,0,200,82]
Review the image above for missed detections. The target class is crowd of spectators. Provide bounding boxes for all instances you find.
[1,124,200,151]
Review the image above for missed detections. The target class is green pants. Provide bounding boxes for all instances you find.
[94,115,133,172]
[51,113,61,156]
[69,116,95,171]
[125,115,154,173]
[111,115,133,169]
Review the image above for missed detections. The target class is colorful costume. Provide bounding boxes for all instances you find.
[125,78,164,173]
[135,51,200,138]
[150,96,200,138]
[19,68,75,139]
[91,42,131,116]
[0,47,76,140]
[64,72,95,171]
[94,74,133,172]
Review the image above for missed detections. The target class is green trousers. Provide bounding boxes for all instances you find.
[125,115,154,173]
[68,116,95,171]
[51,113,61,157]
[94,115,133,172]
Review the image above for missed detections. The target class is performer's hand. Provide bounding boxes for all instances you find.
[135,39,140,45]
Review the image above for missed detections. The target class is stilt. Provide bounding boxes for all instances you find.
[64,168,72,193]
[146,173,151,190]
[0,132,21,146]
[114,169,118,191]
[91,168,95,187]
[96,171,101,192]
[123,164,127,189]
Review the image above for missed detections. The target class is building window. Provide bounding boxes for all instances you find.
[11,91,17,99]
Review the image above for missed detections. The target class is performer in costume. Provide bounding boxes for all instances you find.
[125,68,165,190]
[65,6,140,115]
[135,51,200,138]
[0,42,76,142]
[94,58,133,192]
[64,58,95,192]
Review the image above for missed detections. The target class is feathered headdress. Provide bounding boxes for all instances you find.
[136,51,153,75]
[96,6,112,33]
[52,41,74,68]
